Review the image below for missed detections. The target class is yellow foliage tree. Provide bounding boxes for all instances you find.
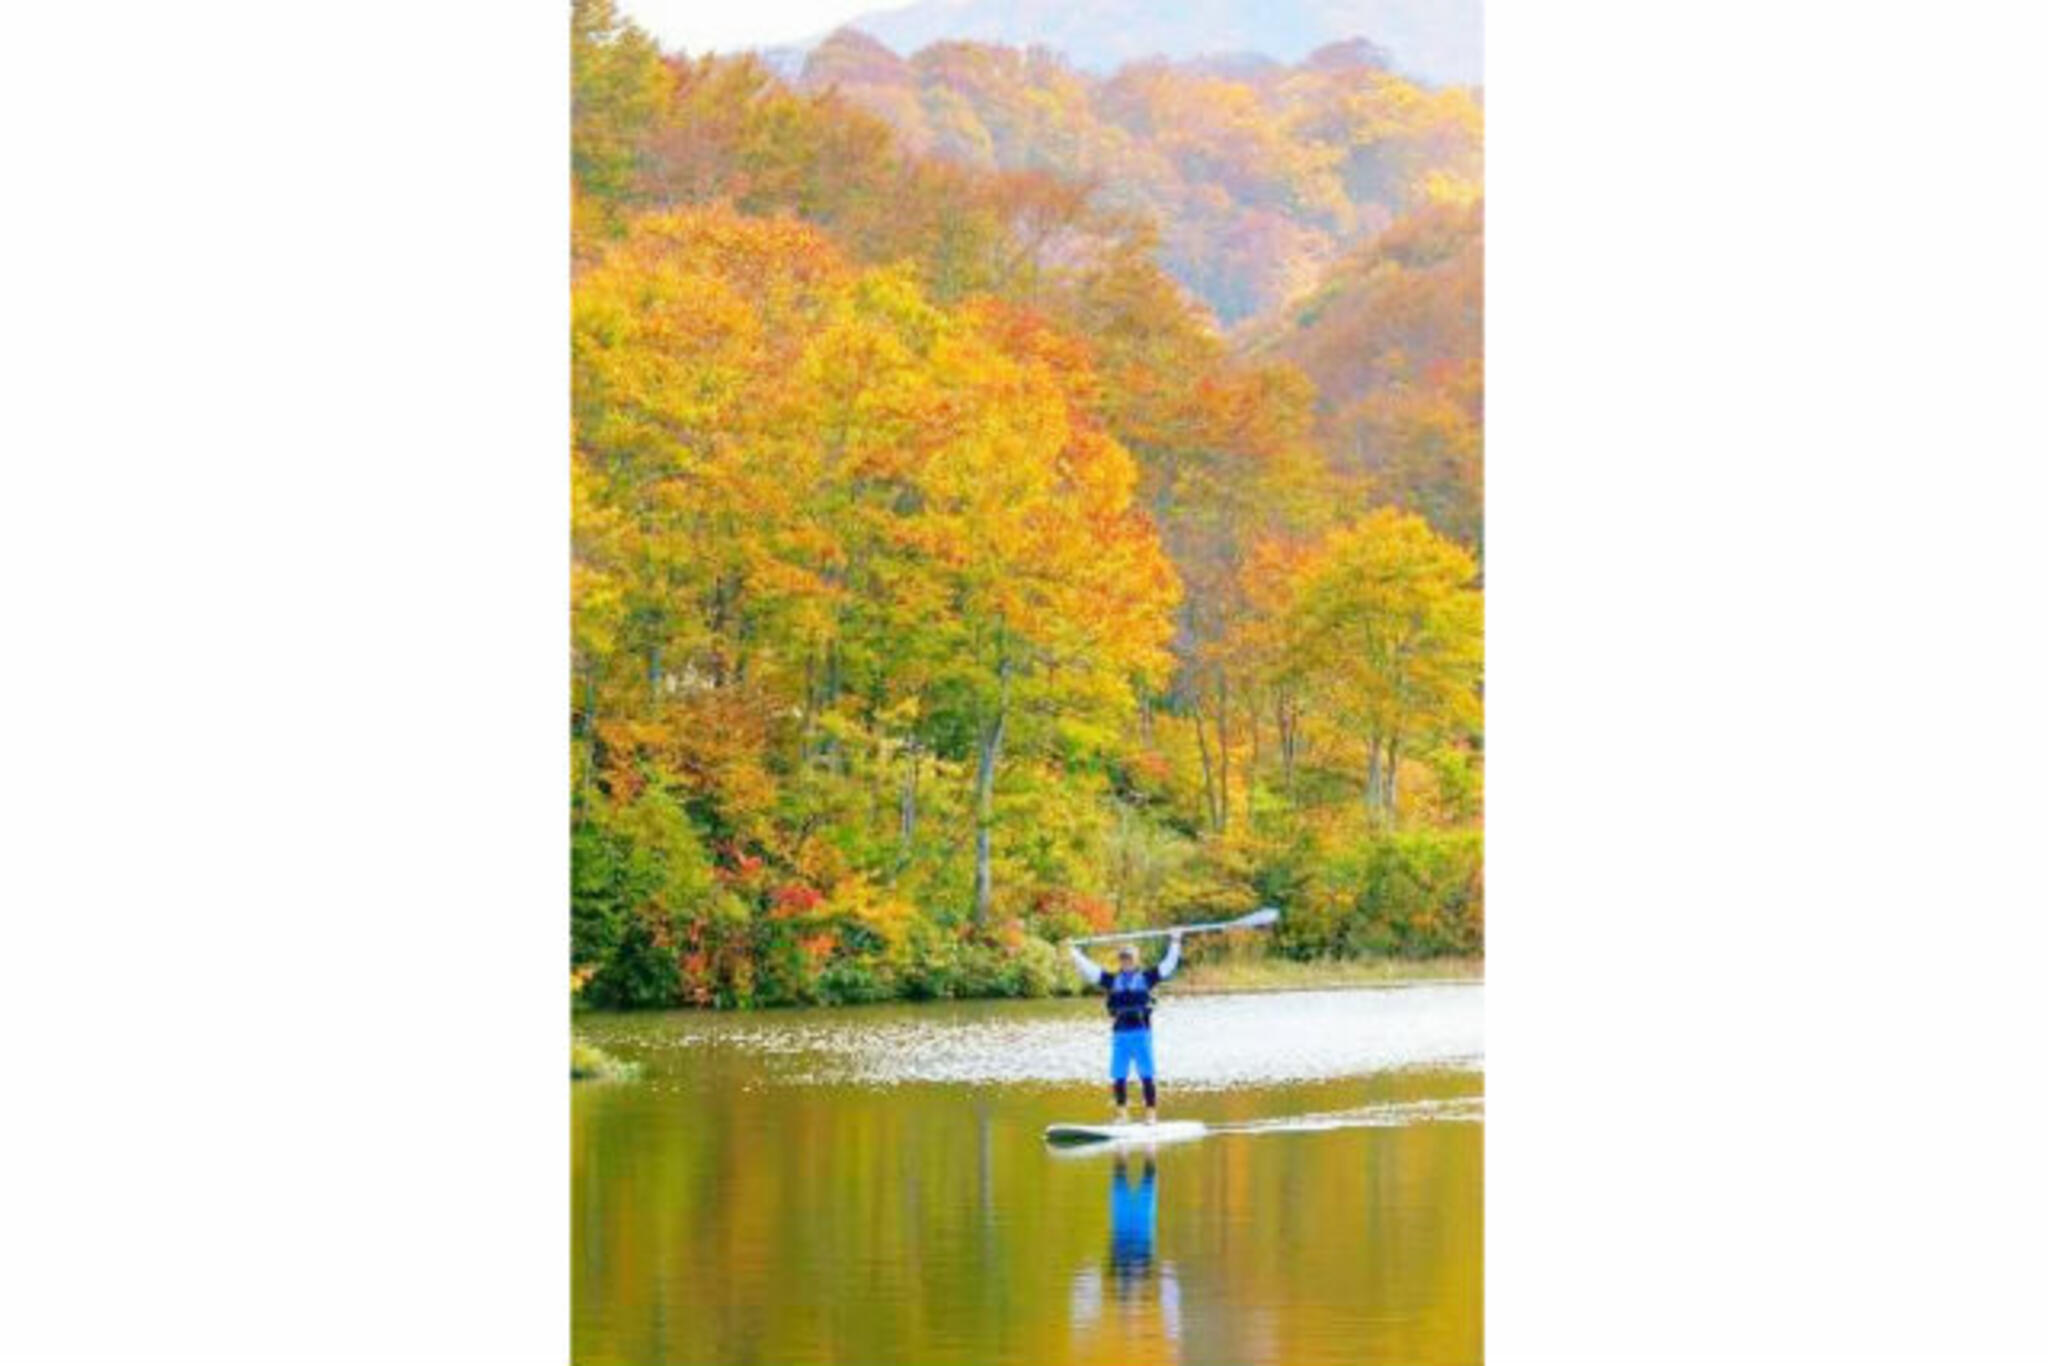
[1258,508,1481,823]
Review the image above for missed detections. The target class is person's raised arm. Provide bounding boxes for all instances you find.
[1068,941,1109,988]
[1156,931,1182,982]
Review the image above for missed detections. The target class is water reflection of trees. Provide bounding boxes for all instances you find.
[572,1047,1483,1366]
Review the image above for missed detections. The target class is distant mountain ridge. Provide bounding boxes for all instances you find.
[791,29,1482,325]
[762,0,1482,89]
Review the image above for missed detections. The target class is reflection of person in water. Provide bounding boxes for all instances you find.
[1109,1155,1158,1285]
[1069,1155,1182,1346]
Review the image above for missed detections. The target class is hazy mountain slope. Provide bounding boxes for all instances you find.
[796,31,1481,325]
[786,0,1481,88]
[1243,199,1484,546]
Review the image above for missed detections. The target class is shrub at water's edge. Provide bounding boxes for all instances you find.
[1271,830,1483,959]
[571,826,1481,1010]
[1172,954,1482,992]
[572,1037,642,1080]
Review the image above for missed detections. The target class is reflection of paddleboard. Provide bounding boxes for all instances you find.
[1044,1121,1207,1148]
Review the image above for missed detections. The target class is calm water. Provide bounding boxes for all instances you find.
[573,984,1483,1366]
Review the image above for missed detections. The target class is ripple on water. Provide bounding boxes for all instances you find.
[603,985,1482,1089]
[1218,1094,1485,1132]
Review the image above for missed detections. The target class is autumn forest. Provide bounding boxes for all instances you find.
[570,0,1484,1008]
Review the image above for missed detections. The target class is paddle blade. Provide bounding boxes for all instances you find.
[1238,907,1281,930]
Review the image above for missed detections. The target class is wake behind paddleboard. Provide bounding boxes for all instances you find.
[1044,1121,1207,1148]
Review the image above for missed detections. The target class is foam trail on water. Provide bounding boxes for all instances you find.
[1211,1095,1484,1135]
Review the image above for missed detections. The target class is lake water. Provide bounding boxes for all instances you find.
[573,984,1483,1366]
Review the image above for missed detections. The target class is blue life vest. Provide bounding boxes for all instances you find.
[1105,969,1156,1031]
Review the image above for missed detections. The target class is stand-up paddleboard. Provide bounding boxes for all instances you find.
[1044,1121,1207,1148]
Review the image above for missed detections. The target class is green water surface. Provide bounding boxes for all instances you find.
[573,987,1482,1366]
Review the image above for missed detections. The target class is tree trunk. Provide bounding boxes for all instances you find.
[1384,733,1400,825]
[1366,734,1382,820]
[1193,706,1219,833]
[820,642,841,770]
[899,740,919,851]
[972,659,1010,926]
[1214,668,1230,833]
[576,665,598,796]
[1247,687,1261,813]
[868,724,885,838]
[708,575,732,687]
[1277,700,1294,806]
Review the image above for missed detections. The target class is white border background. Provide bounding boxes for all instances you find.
[4,1,2045,1362]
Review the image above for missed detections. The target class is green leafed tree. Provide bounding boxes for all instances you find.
[1265,508,1481,823]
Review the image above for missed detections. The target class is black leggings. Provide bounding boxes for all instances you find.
[1113,1078,1158,1107]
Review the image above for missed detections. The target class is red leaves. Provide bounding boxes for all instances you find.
[770,883,824,918]
[1028,887,1114,936]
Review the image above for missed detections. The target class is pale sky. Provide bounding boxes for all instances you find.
[619,0,905,54]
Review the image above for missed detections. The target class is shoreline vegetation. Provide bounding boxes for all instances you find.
[572,952,1483,1013]
[1170,955,1482,993]
[572,1038,643,1080]
[569,3,1485,1016]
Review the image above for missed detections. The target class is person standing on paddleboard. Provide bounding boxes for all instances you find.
[1066,933,1182,1124]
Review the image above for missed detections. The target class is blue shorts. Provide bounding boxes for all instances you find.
[1109,1028,1156,1081]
